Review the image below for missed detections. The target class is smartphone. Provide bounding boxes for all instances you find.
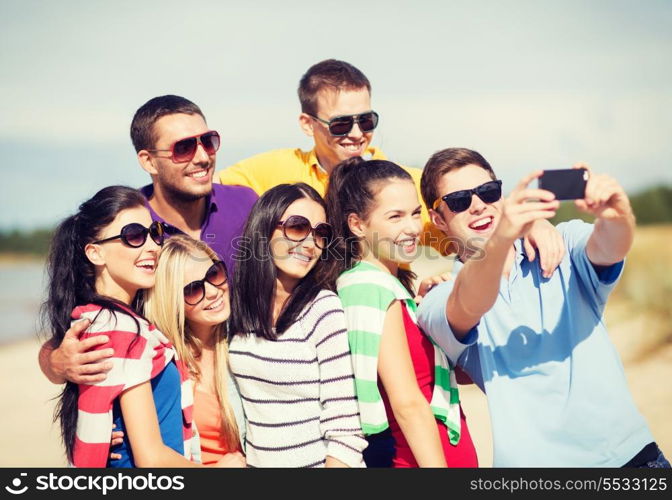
[538,168,588,200]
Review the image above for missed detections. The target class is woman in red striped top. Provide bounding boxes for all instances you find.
[43,186,227,467]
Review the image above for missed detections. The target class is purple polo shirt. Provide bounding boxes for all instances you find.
[140,183,257,274]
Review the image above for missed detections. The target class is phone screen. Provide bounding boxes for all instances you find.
[538,169,588,200]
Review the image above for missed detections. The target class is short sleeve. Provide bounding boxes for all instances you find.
[337,277,396,357]
[217,151,288,196]
[217,160,265,195]
[417,279,478,365]
[72,308,144,467]
[559,219,624,307]
[72,306,171,467]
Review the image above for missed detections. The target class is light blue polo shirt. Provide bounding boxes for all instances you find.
[417,219,653,467]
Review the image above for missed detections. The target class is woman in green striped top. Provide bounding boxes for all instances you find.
[321,158,478,468]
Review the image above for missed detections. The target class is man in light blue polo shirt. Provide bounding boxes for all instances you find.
[417,147,669,467]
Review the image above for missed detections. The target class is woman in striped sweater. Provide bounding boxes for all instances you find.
[42,186,212,467]
[322,158,478,468]
[228,183,367,468]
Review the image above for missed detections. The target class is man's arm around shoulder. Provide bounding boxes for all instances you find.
[38,319,113,385]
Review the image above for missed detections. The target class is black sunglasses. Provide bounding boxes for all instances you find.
[183,261,228,306]
[147,131,220,163]
[433,180,503,213]
[93,221,166,248]
[277,215,333,249]
[309,111,379,136]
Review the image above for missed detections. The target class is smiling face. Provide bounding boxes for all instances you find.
[429,164,504,259]
[270,197,326,291]
[141,112,215,202]
[182,249,230,328]
[87,205,160,304]
[300,87,374,174]
[352,178,422,273]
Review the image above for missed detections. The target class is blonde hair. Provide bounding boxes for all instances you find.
[144,234,240,451]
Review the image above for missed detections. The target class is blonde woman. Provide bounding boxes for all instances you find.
[143,234,246,466]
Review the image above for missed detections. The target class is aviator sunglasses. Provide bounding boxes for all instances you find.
[183,260,228,306]
[277,215,333,249]
[147,130,221,163]
[93,221,167,248]
[308,111,379,136]
[433,180,503,213]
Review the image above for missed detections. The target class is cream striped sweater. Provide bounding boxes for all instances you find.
[228,290,367,468]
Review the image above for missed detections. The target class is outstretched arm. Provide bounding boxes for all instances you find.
[574,164,635,266]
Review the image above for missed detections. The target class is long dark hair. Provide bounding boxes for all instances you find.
[41,185,148,462]
[321,157,417,294]
[229,183,329,340]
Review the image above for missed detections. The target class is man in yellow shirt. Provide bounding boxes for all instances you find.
[218,59,387,193]
[217,59,456,252]
[217,59,563,269]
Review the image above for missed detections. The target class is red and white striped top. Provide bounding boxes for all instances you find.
[71,304,198,467]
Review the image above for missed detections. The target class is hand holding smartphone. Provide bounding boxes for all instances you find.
[538,168,589,200]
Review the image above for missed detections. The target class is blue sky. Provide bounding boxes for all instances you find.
[1,0,671,229]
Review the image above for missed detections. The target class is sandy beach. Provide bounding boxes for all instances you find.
[4,299,670,467]
[0,338,67,466]
[2,329,670,467]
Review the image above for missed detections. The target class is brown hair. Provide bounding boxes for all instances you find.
[130,95,205,152]
[420,148,496,210]
[298,59,371,116]
[321,157,417,295]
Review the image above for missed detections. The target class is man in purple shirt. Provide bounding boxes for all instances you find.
[39,95,257,384]
[131,95,257,272]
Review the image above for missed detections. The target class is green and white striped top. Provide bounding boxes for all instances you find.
[336,261,462,445]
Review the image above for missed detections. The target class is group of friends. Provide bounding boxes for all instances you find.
[37,59,669,468]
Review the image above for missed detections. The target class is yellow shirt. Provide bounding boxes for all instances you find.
[216,147,449,255]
